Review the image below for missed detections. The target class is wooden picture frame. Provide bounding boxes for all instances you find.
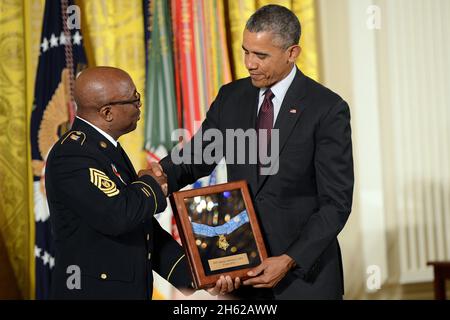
[170,180,268,289]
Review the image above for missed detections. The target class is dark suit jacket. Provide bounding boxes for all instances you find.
[45,118,192,299]
[161,69,354,299]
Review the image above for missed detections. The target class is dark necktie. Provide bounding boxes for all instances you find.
[256,89,274,172]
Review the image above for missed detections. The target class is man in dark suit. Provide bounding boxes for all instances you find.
[45,67,238,299]
[153,5,354,299]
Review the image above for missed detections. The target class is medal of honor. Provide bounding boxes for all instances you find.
[217,235,230,251]
[191,210,250,252]
[169,181,270,289]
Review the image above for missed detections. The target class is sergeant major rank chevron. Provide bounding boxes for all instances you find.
[89,168,119,197]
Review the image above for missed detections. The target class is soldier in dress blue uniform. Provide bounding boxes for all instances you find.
[45,67,239,299]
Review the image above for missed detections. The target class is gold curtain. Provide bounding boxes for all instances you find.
[78,0,147,169]
[292,0,320,81]
[0,0,44,299]
[227,0,256,80]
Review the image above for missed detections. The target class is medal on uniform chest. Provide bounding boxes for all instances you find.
[111,163,127,185]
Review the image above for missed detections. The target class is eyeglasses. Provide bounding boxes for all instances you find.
[101,91,141,108]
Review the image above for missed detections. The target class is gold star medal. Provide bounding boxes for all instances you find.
[217,235,229,251]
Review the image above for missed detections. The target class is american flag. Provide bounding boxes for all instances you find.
[30,0,86,299]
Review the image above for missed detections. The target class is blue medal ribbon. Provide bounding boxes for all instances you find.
[191,210,249,237]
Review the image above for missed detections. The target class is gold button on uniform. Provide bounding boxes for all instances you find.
[146,234,150,241]
[100,273,107,280]
[148,253,151,260]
